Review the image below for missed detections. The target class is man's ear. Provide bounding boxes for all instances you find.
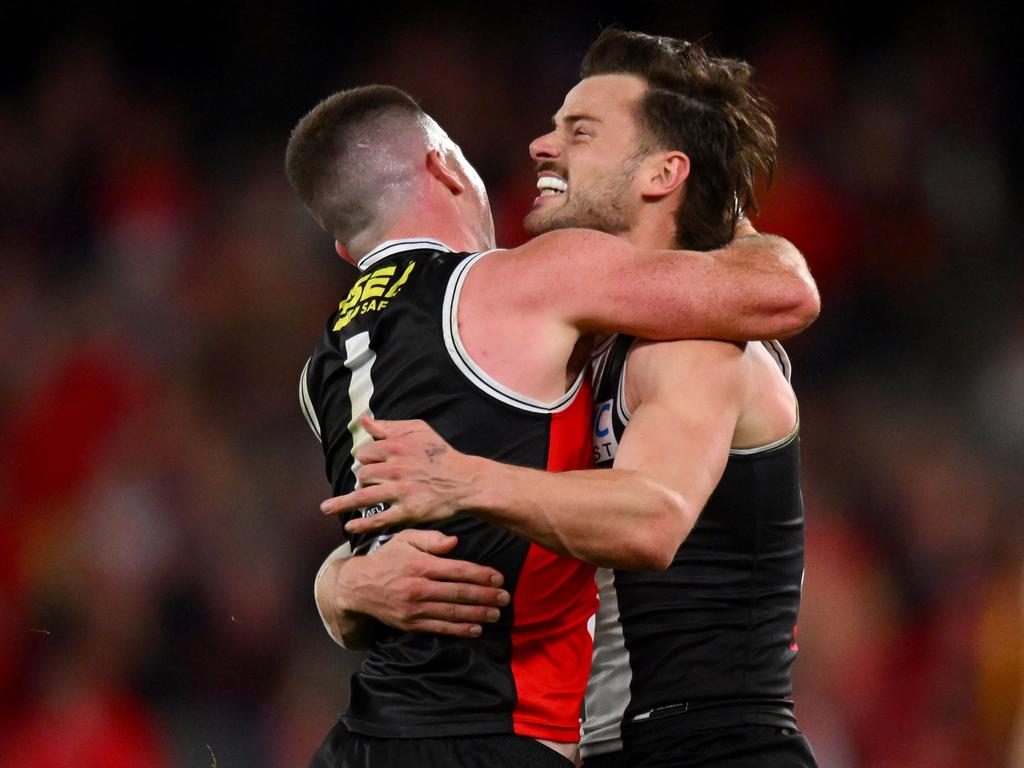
[639,151,690,200]
[426,149,466,195]
[335,240,354,264]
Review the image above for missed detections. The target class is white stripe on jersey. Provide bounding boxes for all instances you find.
[343,332,394,557]
[344,331,377,478]
[581,567,632,758]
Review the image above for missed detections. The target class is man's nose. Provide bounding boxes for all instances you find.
[529,131,560,162]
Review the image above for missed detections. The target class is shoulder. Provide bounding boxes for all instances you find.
[625,339,749,407]
[628,338,748,377]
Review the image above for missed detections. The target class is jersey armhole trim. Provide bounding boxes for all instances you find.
[300,357,322,440]
[763,339,792,382]
[443,250,585,414]
[615,338,640,425]
[728,419,799,456]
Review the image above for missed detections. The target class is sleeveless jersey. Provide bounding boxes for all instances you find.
[300,238,597,742]
[583,334,804,759]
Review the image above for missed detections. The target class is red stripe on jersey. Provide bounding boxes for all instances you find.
[510,381,598,741]
[546,378,595,473]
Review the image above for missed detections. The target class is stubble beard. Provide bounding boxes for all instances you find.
[524,164,639,237]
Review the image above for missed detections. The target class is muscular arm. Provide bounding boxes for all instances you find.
[480,225,819,343]
[329,427,685,570]
[331,341,747,569]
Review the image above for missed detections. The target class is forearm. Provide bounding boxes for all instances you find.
[464,458,690,570]
[582,233,819,343]
[701,233,819,340]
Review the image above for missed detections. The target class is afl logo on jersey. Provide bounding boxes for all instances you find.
[593,399,620,464]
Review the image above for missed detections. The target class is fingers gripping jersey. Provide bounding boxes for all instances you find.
[301,239,597,741]
[583,335,805,759]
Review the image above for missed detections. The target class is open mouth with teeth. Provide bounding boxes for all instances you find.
[537,176,568,196]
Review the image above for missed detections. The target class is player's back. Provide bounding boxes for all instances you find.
[302,238,596,742]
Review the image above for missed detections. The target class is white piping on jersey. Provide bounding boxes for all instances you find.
[580,567,631,758]
[764,339,792,382]
[442,250,585,414]
[728,420,800,456]
[357,238,453,271]
[299,357,321,440]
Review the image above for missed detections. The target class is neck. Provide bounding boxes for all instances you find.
[620,205,678,251]
[378,217,489,255]
[349,196,493,264]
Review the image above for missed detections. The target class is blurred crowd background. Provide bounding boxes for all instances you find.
[1,4,1021,766]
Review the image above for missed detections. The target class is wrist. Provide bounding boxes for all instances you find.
[331,555,364,614]
[461,453,503,513]
[314,543,354,648]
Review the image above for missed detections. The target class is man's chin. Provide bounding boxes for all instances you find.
[523,209,571,236]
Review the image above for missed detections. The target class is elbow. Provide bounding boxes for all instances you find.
[628,540,677,572]
[775,276,820,340]
[650,492,695,570]
[619,491,694,571]
[762,237,820,339]
[796,276,822,329]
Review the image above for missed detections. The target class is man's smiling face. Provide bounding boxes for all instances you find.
[524,74,650,238]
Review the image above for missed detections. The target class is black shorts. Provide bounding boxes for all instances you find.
[308,719,575,768]
[582,725,818,768]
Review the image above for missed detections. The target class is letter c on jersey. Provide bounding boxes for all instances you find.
[594,401,612,438]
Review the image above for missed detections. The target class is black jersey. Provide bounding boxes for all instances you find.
[582,334,805,759]
[301,238,597,742]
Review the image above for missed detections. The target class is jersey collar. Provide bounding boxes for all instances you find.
[358,238,454,271]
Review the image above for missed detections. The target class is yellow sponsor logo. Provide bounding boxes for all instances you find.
[333,261,416,331]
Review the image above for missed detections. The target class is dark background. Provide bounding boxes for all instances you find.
[1,3,1021,766]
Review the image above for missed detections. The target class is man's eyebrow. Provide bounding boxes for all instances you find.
[551,112,602,128]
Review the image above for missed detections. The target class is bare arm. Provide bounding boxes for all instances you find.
[313,529,510,647]
[330,338,747,570]
[476,224,819,343]
[332,417,688,569]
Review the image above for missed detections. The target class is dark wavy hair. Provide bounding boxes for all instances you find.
[582,28,777,250]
